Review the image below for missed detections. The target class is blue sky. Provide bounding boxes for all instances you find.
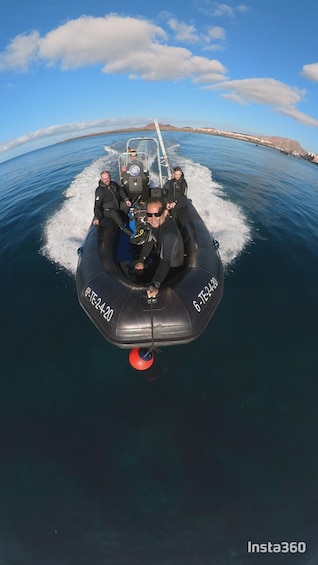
[1,0,318,162]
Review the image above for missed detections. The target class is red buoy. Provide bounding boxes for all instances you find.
[129,348,154,371]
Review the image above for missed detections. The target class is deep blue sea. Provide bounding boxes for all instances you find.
[1,130,318,564]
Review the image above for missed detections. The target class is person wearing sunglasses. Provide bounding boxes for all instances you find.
[134,196,184,298]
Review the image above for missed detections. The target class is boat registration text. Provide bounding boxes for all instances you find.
[84,287,114,321]
[193,277,219,313]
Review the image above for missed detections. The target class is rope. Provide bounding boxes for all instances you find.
[147,296,161,355]
[149,296,155,352]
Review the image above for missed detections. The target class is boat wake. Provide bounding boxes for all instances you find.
[42,144,251,275]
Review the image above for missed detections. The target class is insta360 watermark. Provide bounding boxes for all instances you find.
[247,541,307,554]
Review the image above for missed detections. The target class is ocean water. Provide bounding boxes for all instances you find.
[1,130,318,564]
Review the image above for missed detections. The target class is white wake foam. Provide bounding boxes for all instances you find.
[42,145,251,275]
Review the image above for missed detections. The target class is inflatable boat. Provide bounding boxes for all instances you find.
[76,122,223,366]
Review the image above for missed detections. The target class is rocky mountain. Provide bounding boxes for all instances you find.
[258,135,307,155]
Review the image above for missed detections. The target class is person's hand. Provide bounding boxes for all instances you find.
[134,262,144,271]
[93,218,99,226]
[147,285,159,298]
[166,202,176,210]
[126,200,132,207]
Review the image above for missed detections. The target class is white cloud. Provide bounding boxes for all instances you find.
[207,77,305,106]
[237,4,249,13]
[202,44,224,52]
[195,0,248,18]
[301,62,318,82]
[212,2,249,17]
[37,16,166,69]
[212,3,235,18]
[205,77,318,127]
[108,44,226,82]
[208,26,226,40]
[276,106,318,127]
[0,15,226,84]
[167,18,199,43]
[0,31,40,72]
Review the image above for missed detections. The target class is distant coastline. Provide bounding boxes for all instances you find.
[60,123,318,164]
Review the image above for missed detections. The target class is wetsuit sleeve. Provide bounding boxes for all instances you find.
[163,180,170,198]
[176,180,188,206]
[139,239,154,262]
[118,184,130,202]
[94,187,103,219]
[151,259,170,287]
[161,232,180,261]
[150,232,180,286]
[177,193,188,207]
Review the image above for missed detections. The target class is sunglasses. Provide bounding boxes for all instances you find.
[146,210,163,218]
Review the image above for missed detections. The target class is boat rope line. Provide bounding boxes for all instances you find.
[150,297,155,351]
[148,298,161,355]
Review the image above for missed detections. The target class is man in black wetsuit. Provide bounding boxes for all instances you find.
[134,196,184,298]
[123,148,149,203]
[127,148,144,175]
[93,170,132,235]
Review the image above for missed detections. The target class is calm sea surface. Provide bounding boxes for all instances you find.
[1,131,318,564]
